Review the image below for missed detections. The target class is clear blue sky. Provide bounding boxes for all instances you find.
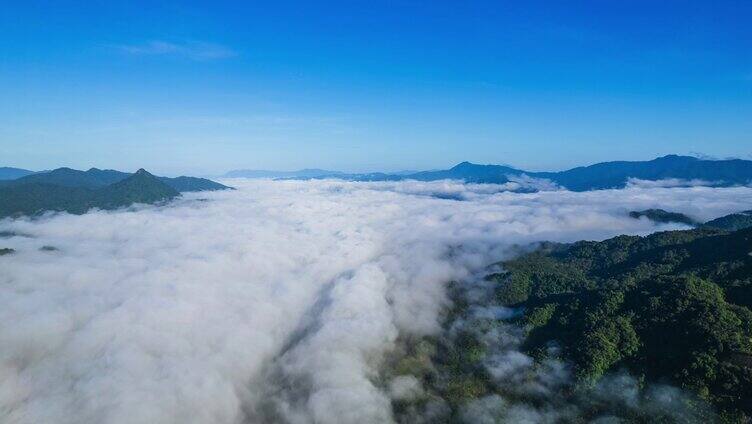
[1,1,751,175]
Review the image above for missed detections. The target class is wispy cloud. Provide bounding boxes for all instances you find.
[118,40,237,60]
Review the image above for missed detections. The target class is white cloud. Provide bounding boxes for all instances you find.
[1,180,751,423]
[388,375,423,401]
[119,40,237,60]
[625,177,724,189]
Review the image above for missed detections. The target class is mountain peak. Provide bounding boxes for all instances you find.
[654,154,698,162]
[92,168,179,209]
[451,161,476,170]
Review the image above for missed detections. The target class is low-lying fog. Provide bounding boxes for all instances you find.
[2,179,751,423]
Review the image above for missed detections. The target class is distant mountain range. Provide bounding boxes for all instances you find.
[222,168,427,179]
[4,155,751,219]
[238,155,752,191]
[534,154,752,191]
[0,167,230,218]
[0,167,36,180]
[223,168,344,179]
[0,167,228,191]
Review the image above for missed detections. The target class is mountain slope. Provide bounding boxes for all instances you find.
[291,162,528,184]
[9,167,129,188]
[406,161,526,183]
[487,226,752,421]
[702,210,752,231]
[158,176,230,191]
[92,169,179,209]
[0,169,181,218]
[628,208,698,226]
[0,183,95,217]
[625,208,752,232]
[537,155,752,191]
[302,155,752,191]
[3,167,230,192]
[0,167,35,180]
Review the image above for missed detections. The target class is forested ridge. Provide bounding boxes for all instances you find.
[0,168,231,218]
[490,226,752,422]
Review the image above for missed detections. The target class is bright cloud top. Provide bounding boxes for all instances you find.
[1,180,751,423]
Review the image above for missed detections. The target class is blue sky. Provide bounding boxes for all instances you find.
[1,1,751,175]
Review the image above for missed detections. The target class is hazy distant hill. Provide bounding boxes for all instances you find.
[537,154,752,191]
[223,168,343,179]
[428,155,752,190]
[281,155,752,191]
[223,168,429,179]
[406,161,526,183]
[0,167,229,192]
[243,163,524,183]
[0,167,35,180]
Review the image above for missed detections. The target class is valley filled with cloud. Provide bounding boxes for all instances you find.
[2,180,752,423]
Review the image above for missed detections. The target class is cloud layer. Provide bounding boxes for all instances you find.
[2,180,752,423]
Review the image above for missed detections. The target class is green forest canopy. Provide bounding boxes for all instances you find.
[490,226,752,422]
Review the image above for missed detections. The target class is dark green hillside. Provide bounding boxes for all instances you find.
[629,208,698,226]
[158,175,230,191]
[91,169,179,209]
[489,226,752,421]
[0,169,180,218]
[627,208,752,231]
[4,167,230,192]
[9,167,128,189]
[0,183,94,217]
[703,211,752,232]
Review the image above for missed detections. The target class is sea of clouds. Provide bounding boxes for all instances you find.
[2,179,752,424]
